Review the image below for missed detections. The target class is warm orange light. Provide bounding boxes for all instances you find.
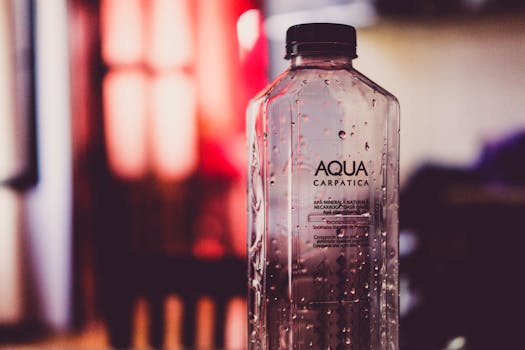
[150,72,197,180]
[0,189,22,323]
[147,0,193,70]
[164,295,183,348]
[225,297,246,349]
[196,297,215,349]
[101,0,144,66]
[103,70,148,179]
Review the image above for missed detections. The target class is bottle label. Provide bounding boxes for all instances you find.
[312,160,370,187]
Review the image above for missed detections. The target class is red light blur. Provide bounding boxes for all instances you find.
[103,70,148,179]
[150,72,197,180]
[100,0,145,66]
[146,0,194,70]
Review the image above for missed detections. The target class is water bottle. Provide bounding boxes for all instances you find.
[247,23,399,350]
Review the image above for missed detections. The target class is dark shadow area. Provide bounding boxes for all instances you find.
[400,131,525,349]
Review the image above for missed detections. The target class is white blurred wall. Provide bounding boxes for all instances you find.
[355,15,525,183]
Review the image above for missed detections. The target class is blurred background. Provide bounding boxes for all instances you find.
[0,0,524,349]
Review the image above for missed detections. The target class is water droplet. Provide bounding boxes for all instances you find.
[364,121,368,126]
[326,309,332,315]
[324,79,330,85]
[352,124,356,129]
[372,98,376,107]
[302,79,308,84]
[338,130,347,139]
[336,227,345,237]
[365,142,370,151]
[350,132,355,137]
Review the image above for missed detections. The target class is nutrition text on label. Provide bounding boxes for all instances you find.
[311,226,369,249]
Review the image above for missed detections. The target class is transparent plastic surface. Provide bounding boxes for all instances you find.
[247,56,399,350]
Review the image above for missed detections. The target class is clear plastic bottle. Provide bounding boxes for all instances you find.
[247,23,399,350]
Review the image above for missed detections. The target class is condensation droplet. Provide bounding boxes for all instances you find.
[302,79,308,84]
[338,130,347,139]
[365,142,370,151]
[372,98,376,107]
[336,227,345,237]
[324,79,330,85]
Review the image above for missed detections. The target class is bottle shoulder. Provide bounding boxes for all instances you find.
[249,70,295,105]
[248,67,399,111]
[351,68,399,106]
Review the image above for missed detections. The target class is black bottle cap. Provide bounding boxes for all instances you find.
[285,23,357,60]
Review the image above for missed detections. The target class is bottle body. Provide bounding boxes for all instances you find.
[247,58,399,350]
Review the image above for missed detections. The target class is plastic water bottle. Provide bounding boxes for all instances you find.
[247,23,400,350]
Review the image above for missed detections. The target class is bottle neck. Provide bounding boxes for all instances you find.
[290,55,354,70]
